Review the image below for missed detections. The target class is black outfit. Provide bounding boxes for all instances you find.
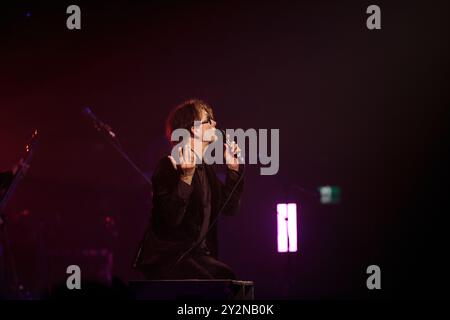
[133,156,244,280]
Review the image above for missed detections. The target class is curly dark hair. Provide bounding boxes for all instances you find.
[165,99,214,143]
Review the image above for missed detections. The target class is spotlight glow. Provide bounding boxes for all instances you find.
[277,203,298,253]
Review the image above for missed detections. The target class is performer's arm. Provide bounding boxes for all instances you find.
[152,147,196,227]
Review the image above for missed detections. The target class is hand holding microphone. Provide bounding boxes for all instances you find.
[218,129,243,171]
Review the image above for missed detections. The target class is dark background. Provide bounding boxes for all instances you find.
[0,0,449,299]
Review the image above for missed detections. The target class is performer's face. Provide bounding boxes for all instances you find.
[197,109,217,144]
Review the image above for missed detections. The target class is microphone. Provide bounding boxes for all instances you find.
[218,128,244,164]
[82,107,116,138]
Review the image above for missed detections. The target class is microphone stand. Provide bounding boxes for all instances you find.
[82,108,152,192]
[82,108,153,271]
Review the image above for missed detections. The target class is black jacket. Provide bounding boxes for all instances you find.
[133,156,244,272]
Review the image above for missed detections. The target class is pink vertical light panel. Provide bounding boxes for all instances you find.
[277,203,298,253]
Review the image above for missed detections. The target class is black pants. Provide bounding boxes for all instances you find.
[143,253,237,280]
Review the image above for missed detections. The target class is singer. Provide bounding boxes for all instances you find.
[133,99,244,280]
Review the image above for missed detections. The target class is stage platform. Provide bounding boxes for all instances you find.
[129,279,255,300]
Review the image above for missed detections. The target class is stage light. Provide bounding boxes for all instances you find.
[277,203,298,253]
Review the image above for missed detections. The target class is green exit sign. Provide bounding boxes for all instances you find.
[318,186,341,204]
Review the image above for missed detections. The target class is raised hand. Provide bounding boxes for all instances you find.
[224,138,241,172]
[169,140,196,185]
